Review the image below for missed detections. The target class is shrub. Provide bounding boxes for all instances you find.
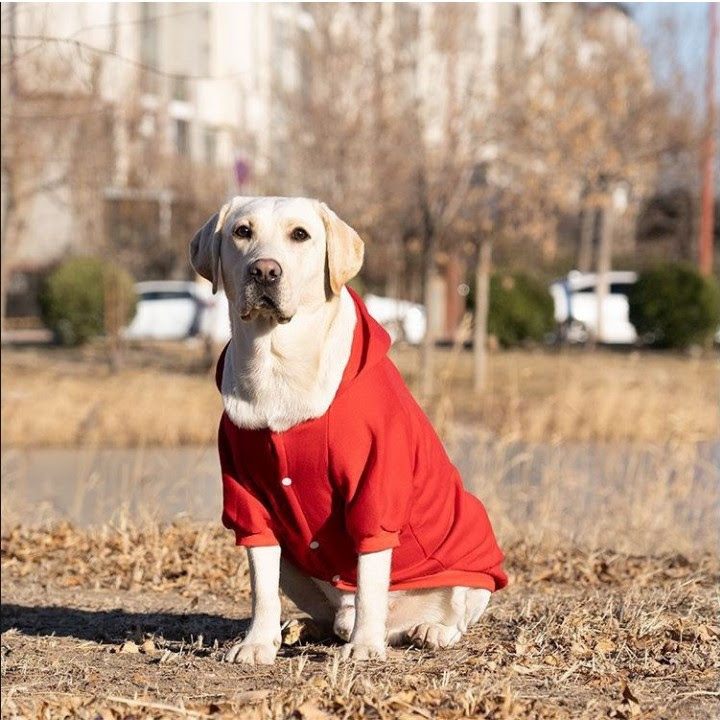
[487,272,555,347]
[628,263,719,349]
[39,257,137,346]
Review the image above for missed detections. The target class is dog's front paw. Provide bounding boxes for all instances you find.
[224,640,278,665]
[339,641,386,661]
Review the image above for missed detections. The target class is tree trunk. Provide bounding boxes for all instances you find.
[595,202,613,345]
[473,236,493,394]
[0,257,10,340]
[103,270,123,373]
[577,205,595,273]
[0,192,15,340]
[420,228,437,399]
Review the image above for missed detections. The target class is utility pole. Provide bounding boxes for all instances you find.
[699,1,717,276]
[1,4,19,339]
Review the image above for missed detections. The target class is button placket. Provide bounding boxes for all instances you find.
[271,431,314,545]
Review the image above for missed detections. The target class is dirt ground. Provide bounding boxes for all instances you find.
[2,523,718,719]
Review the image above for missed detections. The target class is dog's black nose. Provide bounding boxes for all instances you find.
[249,259,283,285]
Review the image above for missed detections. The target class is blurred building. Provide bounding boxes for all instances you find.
[2,2,656,336]
[3,4,251,283]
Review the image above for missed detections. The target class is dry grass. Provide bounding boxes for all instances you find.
[1,342,222,448]
[470,440,717,557]
[394,345,719,445]
[2,342,718,717]
[2,522,718,720]
[2,342,717,447]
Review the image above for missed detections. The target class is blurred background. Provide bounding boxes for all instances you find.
[1,2,718,553]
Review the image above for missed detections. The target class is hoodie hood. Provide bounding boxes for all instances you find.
[336,287,392,393]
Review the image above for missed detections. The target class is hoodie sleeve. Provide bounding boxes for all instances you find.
[219,416,278,547]
[329,377,415,554]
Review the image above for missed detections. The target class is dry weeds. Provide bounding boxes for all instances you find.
[2,343,718,718]
[2,343,717,447]
[2,522,718,720]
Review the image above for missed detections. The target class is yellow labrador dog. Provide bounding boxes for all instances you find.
[190,197,506,664]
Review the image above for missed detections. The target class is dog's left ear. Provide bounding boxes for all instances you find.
[319,202,365,296]
[189,201,235,294]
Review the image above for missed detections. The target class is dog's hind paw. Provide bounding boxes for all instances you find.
[339,641,386,661]
[407,623,461,649]
[333,606,355,642]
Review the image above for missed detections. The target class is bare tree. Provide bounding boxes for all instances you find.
[1,8,113,336]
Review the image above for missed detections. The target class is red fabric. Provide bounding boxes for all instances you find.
[217,289,507,592]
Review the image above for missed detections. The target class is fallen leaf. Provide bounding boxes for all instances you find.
[296,702,333,720]
[594,638,616,655]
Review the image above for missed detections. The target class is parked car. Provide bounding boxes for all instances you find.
[194,282,231,344]
[364,294,427,345]
[126,283,427,345]
[124,280,230,343]
[549,270,638,345]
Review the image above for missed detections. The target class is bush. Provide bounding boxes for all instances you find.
[39,257,137,346]
[628,263,719,349]
[488,272,555,347]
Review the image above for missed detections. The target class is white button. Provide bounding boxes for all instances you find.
[281,477,292,486]
[332,574,341,583]
[309,541,319,550]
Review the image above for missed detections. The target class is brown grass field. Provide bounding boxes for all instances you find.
[1,342,717,447]
[1,343,718,718]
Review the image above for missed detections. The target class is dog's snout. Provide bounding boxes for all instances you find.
[249,258,283,286]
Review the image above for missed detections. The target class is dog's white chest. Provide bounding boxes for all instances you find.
[221,288,357,432]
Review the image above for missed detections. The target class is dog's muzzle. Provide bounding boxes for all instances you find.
[241,259,291,323]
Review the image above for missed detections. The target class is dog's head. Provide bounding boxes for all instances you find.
[190,197,364,324]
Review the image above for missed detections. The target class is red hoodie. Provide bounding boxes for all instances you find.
[217,289,507,593]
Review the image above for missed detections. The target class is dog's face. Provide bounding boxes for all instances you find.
[190,197,364,324]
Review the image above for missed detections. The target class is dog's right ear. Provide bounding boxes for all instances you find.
[189,202,234,294]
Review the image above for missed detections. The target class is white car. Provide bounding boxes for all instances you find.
[364,294,427,345]
[124,280,231,343]
[193,282,232,344]
[549,271,638,345]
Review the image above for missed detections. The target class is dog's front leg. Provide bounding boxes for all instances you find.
[340,548,391,661]
[225,545,282,665]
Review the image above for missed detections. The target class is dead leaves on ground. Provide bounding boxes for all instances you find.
[3,522,716,596]
[2,522,718,720]
[1,521,252,598]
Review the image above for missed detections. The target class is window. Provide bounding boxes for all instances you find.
[610,283,634,296]
[174,119,190,156]
[171,76,188,102]
[140,5,160,94]
[141,291,195,301]
[140,5,159,67]
[204,128,217,166]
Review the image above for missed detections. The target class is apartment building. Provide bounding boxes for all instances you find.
[1,2,649,332]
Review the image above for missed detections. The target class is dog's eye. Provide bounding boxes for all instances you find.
[291,227,310,242]
[233,224,252,239]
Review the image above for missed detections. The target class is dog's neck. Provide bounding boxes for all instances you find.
[222,287,357,432]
